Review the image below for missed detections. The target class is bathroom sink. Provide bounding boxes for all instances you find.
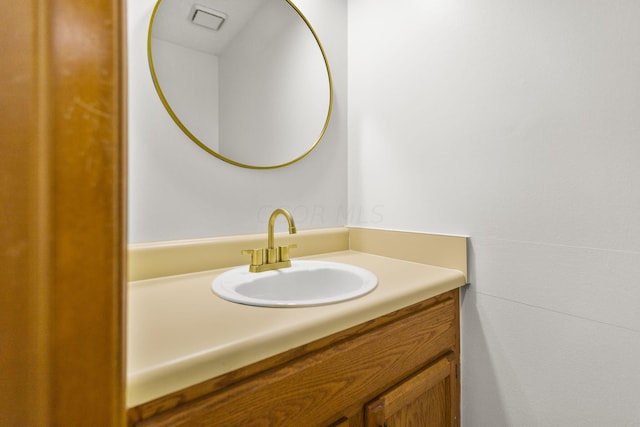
[211,260,378,307]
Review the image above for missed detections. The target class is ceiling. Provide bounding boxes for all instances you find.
[151,0,268,55]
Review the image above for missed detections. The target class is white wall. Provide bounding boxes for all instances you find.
[348,0,640,425]
[151,38,220,151]
[219,0,330,166]
[128,0,347,243]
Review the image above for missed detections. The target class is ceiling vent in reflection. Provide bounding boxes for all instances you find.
[190,5,227,31]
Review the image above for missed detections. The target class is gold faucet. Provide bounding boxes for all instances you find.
[242,208,297,272]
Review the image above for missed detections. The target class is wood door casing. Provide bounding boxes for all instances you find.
[0,0,126,425]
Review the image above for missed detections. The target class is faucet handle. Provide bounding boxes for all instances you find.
[278,244,297,262]
[241,249,264,267]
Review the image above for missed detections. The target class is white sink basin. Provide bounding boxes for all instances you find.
[211,260,378,307]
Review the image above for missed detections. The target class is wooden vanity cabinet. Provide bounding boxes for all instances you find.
[128,289,460,427]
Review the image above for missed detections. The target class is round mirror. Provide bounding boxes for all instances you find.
[148,0,333,169]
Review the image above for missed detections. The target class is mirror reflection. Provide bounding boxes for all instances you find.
[149,0,333,168]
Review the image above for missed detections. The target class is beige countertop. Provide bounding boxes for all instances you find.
[127,249,466,407]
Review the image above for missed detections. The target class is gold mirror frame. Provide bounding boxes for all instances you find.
[147,0,333,169]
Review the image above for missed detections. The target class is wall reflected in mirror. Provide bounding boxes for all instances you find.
[149,0,333,168]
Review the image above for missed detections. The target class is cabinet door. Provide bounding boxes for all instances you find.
[331,411,367,427]
[364,353,458,427]
[329,417,353,427]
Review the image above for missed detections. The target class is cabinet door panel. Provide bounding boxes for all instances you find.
[365,353,457,427]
